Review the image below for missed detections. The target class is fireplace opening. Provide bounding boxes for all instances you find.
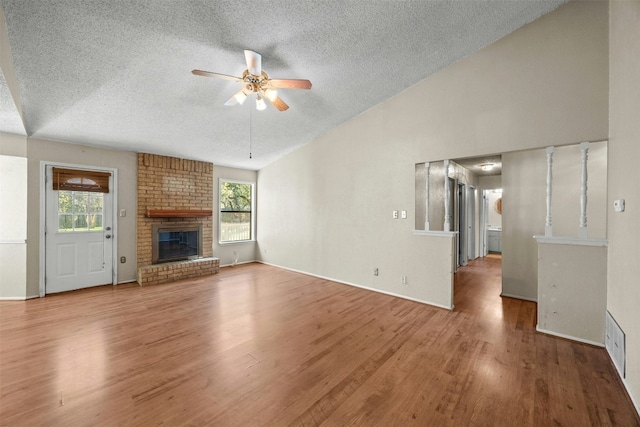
[152,223,203,264]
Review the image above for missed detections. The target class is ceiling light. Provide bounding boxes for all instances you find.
[233,91,247,105]
[480,163,494,171]
[256,95,267,111]
[264,88,278,102]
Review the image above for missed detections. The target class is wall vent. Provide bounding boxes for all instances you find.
[605,311,625,378]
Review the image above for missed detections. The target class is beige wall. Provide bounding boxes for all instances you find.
[258,1,608,309]
[501,149,545,300]
[212,165,257,266]
[25,138,138,296]
[537,242,607,345]
[608,0,640,411]
[502,142,608,301]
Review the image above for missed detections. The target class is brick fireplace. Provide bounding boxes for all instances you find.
[136,153,219,285]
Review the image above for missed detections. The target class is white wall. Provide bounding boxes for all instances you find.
[258,1,608,310]
[0,147,27,298]
[608,0,640,412]
[0,133,27,299]
[212,165,257,266]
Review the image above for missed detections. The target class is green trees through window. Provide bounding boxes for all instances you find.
[58,190,103,232]
[219,181,253,242]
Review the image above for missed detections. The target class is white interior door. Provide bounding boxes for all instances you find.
[45,166,114,293]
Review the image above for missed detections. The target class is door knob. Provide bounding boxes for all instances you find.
[105,234,112,239]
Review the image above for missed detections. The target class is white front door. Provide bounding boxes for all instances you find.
[45,165,114,293]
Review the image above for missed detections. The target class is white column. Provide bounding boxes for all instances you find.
[424,162,430,231]
[444,160,451,232]
[545,146,554,237]
[579,142,589,239]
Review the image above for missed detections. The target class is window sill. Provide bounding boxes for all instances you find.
[219,240,256,245]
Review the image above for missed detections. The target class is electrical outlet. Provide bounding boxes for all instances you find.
[392,210,399,219]
[120,256,126,263]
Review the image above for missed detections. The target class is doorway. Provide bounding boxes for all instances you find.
[44,164,116,294]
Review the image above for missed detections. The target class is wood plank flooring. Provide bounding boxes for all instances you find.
[1,259,638,426]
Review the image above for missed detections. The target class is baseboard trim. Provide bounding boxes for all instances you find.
[258,261,453,311]
[604,344,640,418]
[536,326,604,347]
[0,294,39,301]
[501,293,538,302]
[220,260,256,268]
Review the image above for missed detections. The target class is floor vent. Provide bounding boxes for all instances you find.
[605,311,625,378]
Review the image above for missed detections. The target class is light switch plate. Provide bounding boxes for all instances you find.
[613,199,625,212]
[401,210,407,219]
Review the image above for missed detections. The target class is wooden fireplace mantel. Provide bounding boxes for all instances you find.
[146,209,213,218]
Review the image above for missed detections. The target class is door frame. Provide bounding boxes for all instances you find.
[39,161,119,297]
[457,182,467,267]
[479,190,489,257]
[467,185,476,260]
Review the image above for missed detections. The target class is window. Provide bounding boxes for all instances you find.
[58,190,104,232]
[219,180,254,243]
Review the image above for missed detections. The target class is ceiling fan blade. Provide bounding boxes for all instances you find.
[192,69,242,82]
[269,97,289,112]
[244,50,262,76]
[265,79,312,90]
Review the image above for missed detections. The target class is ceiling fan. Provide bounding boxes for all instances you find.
[192,50,312,112]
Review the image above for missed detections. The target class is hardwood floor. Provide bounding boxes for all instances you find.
[1,260,638,426]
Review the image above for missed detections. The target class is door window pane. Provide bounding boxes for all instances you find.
[58,191,104,232]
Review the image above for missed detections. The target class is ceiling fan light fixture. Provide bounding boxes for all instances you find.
[256,95,267,111]
[480,163,494,171]
[234,91,248,105]
[264,88,278,102]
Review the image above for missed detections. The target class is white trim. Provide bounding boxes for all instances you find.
[413,230,458,237]
[545,146,554,237]
[40,161,119,297]
[219,260,255,268]
[501,293,538,302]
[605,351,640,417]
[258,260,454,311]
[0,294,39,301]
[536,326,604,348]
[534,235,608,247]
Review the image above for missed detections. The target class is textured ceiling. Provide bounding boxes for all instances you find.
[0,0,565,170]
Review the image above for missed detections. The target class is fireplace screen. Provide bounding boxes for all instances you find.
[152,224,203,263]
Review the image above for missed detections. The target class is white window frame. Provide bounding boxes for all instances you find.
[218,178,255,244]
